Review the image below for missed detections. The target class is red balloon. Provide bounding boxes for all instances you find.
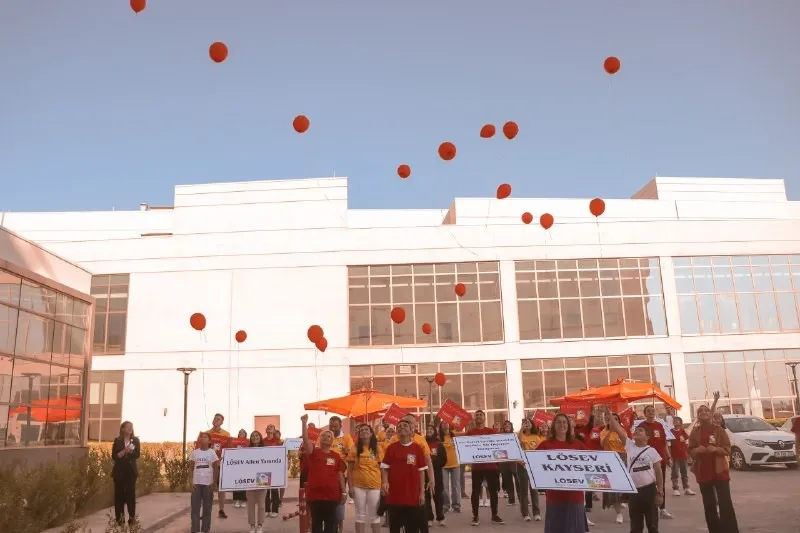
[315,337,328,352]
[438,142,456,161]
[589,198,606,217]
[209,42,228,63]
[496,183,512,199]
[540,213,554,230]
[502,121,519,140]
[307,325,324,343]
[235,330,247,343]
[190,313,206,331]
[434,372,446,387]
[604,56,620,75]
[293,115,310,134]
[397,164,411,179]
[421,323,433,335]
[454,283,466,297]
[390,307,406,324]
[521,212,533,225]
[480,124,496,138]
[130,0,146,13]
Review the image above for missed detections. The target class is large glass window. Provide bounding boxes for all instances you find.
[348,263,503,346]
[515,258,667,341]
[521,354,673,417]
[685,349,798,419]
[0,268,90,448]
[91,274,130,354]
[350,361,508,428]
[88,370,125,442]
[674,255,800,335]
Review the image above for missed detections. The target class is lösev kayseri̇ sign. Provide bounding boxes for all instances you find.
[453,433,525,464]
[219,446,288,491]
[524,450,637,494]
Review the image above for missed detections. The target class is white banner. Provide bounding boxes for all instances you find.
[453,433,524,464]
[284,438,303,451]
[524,450,636,494]
[219,446,288,491]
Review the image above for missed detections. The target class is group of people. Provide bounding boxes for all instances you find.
[111,393,800,533]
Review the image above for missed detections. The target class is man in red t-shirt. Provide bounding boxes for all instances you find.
[466,410,504,526]
[638,405,674,518]
[381,419,426,533]
[669,416,696,497]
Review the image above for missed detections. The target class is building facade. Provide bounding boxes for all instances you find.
[1,176,799,441]
[0,225,94,465]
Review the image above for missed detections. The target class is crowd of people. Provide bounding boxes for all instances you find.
[109,394,800,533]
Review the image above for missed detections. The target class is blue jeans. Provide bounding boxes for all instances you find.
[442,468,461,511]
[191,484,213,533]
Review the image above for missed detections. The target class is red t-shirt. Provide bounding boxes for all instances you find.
[639,420,668,461]
[466,427,498,471]
[586,426,603,451]
[381,441,427,506]
[670,429,689,461]
[692,424,730,483]
[264,438,282,446]
[305,448,344,502]
[536,439,587,504]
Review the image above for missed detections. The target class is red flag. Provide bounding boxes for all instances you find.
[531,410,555,427]
[436,399,473,430]
[230,438,249,448]
[619,407,635,429]
[382,403,411,426]
[558,401,592,425]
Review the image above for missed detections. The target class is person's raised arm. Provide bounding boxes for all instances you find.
[709,391,720,413]
[602,407,627,444]
[301,414,313,454]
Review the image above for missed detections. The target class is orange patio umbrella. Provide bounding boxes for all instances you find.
[304,388,427,418]
[550,378,681,410]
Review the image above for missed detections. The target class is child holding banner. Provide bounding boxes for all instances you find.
[190,432,220,533]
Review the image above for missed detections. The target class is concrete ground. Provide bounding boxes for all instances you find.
[64,467,798,533]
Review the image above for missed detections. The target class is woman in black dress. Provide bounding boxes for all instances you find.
[112,421,140,526]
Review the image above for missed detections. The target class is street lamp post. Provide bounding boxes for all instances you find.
[177,368,197,460]
[785,362,800,414]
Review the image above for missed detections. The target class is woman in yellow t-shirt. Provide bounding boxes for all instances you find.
[600,411,626,524]
[347,424,383,533]
[517,418,544,522]
[438,420,461,513]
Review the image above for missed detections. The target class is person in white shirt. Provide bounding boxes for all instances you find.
[190,432,220,533]
[603,407,664,533]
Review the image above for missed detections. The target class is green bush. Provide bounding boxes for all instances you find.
[766,417,790,428]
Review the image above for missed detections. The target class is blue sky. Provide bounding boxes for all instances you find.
[1,1,799,212]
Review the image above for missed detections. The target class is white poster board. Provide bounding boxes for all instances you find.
[524,450,636,494]
[283,438,303,451]
[219,446,288,491]
[453,433,524,464]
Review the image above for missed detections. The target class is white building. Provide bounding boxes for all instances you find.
[2,176,799,442]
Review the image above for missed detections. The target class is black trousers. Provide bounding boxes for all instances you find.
[470,469,500,518]
[699,481,739,533]
[388,504,423,533]
[265,488,282,513]
[659,463,668,510]
[309,500,338,533]
[499,463,518,504]
[114,474,137,522]
[628,482,659,533]
[233,491,246,502]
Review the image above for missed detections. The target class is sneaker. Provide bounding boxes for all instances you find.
[428,521,434,527]
[249,527,256,533]
[587,518,596,526]
[502,492,508,499]
[615,513,624,524]
[481,499,488,507]
[672,489,681,497]
[443,507,450,514]
[471,517,480,526]
[348,498,355,505]
[437,519,446,527]
[523,516,531,522]
[660,509,674,519]
[534,515,541,522]
[621,503,628,509]
[490,516,504,525]
[257,527,264,533]
[685,488,696,496]
[272,512,279,518]
[506,501,515,506]
[453,508,461,513]
[218,510,228,519]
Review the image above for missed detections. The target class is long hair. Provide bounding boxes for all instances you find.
[355,424,378,460]
[502,420,514,433]
[438,420,455,441]
[250,430,264,447]
[548,413,575,443]
[119,421,134,440]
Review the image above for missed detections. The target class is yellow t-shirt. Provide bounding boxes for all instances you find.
[519,433,544,451]
[346,446,384,489]
[442,434,459,468]
[208,428,231,438]
[376,430,387,443]
[601,429,625,454]
[389,433,431,456]
[319,433,355,460]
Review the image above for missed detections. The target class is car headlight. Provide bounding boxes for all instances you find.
[744,439,765,447]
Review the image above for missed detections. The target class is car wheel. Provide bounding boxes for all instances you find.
[730,448,748,471]
[786,463,798,470]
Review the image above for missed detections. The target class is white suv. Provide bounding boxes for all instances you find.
[723,415,797,470]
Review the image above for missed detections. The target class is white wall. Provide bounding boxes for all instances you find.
[3,176,800,440]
